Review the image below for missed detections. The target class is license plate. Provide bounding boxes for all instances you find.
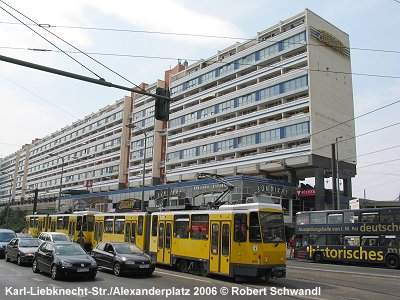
[77,268,89,272]
[139,264,150,269]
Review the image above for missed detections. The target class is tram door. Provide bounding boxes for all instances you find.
[94,221,104,246]
[124,222,137,244]
[68,220,76,240]
[210,221,231,275]
[157,221,172,265]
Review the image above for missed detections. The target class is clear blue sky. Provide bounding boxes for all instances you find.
[0,0,399,200]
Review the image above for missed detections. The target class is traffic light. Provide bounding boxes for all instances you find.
[155,87,170,121]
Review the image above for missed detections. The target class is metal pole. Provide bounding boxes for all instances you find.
[331,143,337,209]
[336,136,342,210]
[5,174,12,228]
[141,131,147,212]
[57,157,64,213]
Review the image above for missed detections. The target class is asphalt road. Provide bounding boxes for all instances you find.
[1,258,400,300]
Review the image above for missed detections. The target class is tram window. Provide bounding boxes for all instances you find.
[361,213,379,223]
[190,214,209,240]
[327,235,343,245]
[94,223,99,240]
[131,223,136,244]
[328,213,343,224]
[166,223,171,249]
[221,224,230,256]
[310,213,326,224]
[234,213,247,243]
[309,234,326,245]
[249,212,261,243]
[29,218,34,228]
[174,215,189,239]
[57,217,64,230]
[152,215,158,236]
[114,218,125,234]
[296,214,309,225]
[76,216,83,231]
[211,224,219,255]
[87,216,94,231]
[104,217,114,233]
[344,236,360,246]
[158,223,165,248]
[138,216,143,236]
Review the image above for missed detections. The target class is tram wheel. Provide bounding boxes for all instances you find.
[385,255,399,269]
[177,260,188,273]
[313,252,324,263]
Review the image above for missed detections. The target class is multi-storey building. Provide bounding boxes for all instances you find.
[0,97,132,211]
[166,9,356,210]
[0,9,356,214]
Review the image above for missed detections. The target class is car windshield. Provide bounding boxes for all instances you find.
[19,239,41,247]
[52,234,70,241]
[0,232,16,242]
[114,243,143,255]
[259,212,285,243]
[17,234,33,238]
[55,244,86,256]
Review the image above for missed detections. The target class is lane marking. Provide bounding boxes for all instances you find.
[288,266,400,279]
[31,277,43,282]
[154,270,212,283]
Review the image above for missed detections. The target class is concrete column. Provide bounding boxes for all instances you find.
[343,177,352,198]
[314,168,325,211]
[287,169,298,185]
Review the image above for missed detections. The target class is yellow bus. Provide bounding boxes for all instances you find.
[93,212,148,251]
[25,214,49,238]
[149,203,286,280]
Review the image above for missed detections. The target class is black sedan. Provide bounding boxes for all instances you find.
[6,238,41,265]
[32,241,97,280]
[92,242,155,276]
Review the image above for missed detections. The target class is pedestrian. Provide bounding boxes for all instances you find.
[289,235,295,258]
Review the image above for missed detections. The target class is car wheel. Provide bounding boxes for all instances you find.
[32,259,40,273]
[5,253,10,262]
[17,255,22,266]
[51,264,60,280]
[113,262,121,276]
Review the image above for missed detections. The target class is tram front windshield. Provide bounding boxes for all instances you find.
[259,212,285,243]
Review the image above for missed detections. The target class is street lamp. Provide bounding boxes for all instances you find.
[126,123,147,212]
[48,153,65,213]
[335,136,343,210]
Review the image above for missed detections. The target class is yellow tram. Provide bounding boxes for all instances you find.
[26,211,97,250]
[149,203,286,279]
[93,212,148,251]
[25,203,287,279]
[25,214,49,238]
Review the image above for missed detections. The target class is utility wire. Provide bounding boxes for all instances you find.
[357,158,400,169]
[0,0,142,90]
[0,3,103,79]
[0,73,79,120]
[1,21,400,55]
[2,45,400,80]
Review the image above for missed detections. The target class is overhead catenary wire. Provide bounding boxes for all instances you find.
[0,0,142,90]
[0,3,103,79]
[0,73,79,120]
[1,21,400,55]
